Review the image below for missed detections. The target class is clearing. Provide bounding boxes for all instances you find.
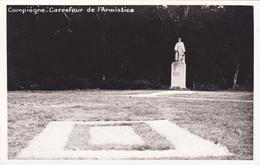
[7,90,253,160]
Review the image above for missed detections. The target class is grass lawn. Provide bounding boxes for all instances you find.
[7,90,253,160]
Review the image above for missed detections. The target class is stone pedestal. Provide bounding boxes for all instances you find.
[170,61,186,89]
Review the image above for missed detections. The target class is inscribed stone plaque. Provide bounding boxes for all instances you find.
[170,61,186,89]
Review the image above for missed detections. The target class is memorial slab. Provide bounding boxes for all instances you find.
[88,126,145,145]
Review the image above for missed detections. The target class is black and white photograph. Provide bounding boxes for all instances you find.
[1,1,259,164]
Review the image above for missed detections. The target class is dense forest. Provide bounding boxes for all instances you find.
[7,5,253,90]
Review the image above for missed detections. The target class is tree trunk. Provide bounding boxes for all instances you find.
[157,67,160,83]
[193,81,196,90]
[232,64,240,89]
[184,6,190,19]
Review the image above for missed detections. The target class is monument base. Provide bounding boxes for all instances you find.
[169,87,187,90]
[170,61,187,89]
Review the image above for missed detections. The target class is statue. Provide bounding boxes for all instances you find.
[174,38,186,62]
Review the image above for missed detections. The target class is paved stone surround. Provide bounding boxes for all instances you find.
[17,120,233,159]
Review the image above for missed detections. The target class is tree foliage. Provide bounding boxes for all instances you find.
[7,5,253,90]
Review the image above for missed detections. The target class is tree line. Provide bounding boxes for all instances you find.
[7,5,253,90]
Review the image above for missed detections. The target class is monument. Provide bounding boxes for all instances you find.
[170,38,187,89]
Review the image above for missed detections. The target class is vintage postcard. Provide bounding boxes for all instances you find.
[1,0,259,165]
